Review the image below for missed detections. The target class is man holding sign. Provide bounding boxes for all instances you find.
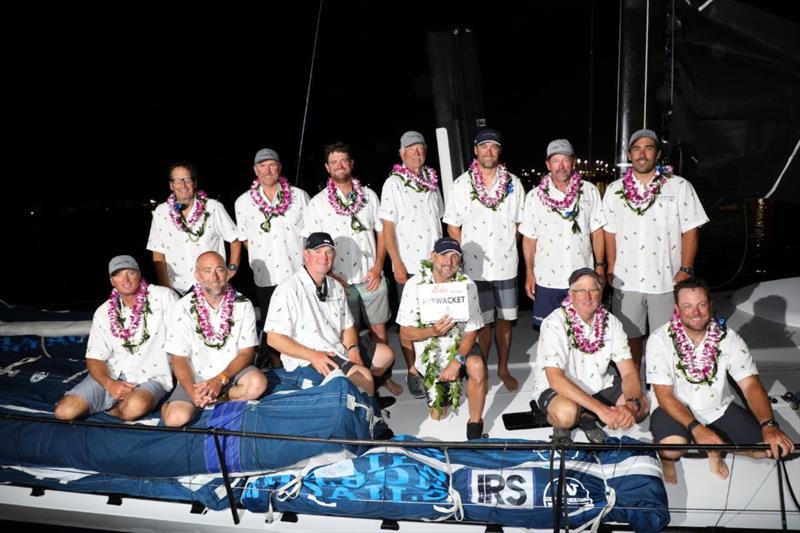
[397,237,488,440]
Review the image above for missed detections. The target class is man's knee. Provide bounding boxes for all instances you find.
[372,343,395,372]
[54,395,89,421]
[161,402,195,428]
[658,435,688,460]
[466,357,486,383]
[117,392,155,421]
[237,371,268,400]
[547,397,581,428]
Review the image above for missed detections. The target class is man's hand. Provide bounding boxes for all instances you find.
[393,263,409,284]
[310,351,340,376]
[691,423,727,446]
[438,359,462,382]
[346,346,364,367]
[673,270,691,285]
[595,266,606,288]
[762,426,795,459]
[192,378,222,408]
[597,405,634,430]
[365,265,382,291]
[525,273,536,300]
[226,269,238,282]
[106,380,135,402]
[431,315,455,337]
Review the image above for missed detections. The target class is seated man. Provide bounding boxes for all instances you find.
[265,232,395,399]
[55,255,177,421]
[397,237,488,440]
[533,268,648,443]
[161,251,267,427]
[647,278,795,484]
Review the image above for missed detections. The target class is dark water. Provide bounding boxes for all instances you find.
[2,198,797,312]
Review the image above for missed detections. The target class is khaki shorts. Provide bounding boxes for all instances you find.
[612,289,673,337]
[346,276,391,328]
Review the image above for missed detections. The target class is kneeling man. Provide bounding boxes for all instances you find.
[162,251,267,427]
[647,278,794,483]
[265,232,395,397]
[533,268,648,443]
[397,237,487,440]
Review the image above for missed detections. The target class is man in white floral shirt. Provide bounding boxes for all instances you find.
[55,255,177,421]
[533,268,647,444]
[380,131,444,398]
[603,129,709,371]
[443,128,524,392]
[397,237,487,439]
[646,278,794,484]
[302,142,402,397]
[147,161,241,294]
[235,148,310,367]
[161,251,266,427]
[521,139,607,328]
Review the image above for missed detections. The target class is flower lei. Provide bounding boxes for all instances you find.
[391,164,439,193]
[167,191,210,241]
[326,177,367,232]
[668,310,726,385]
[250,177,293,232]
[107,280,151,353]
[615,165,672,215]
[537,172,583,234]
[416,260,469,411]
[469,159,513,210]
[190,283,236,349]
[561,296,608,354]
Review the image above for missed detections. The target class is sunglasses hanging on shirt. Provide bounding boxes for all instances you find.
[316,277,328,302]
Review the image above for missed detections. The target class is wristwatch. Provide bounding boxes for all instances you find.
[679,266,695,276]
[761,418,780,429]
[218,372,230,386]
[626,397,641,412]
[594,262,607,268]
[227,263,238,272]
[686,419,702,432]
[454,354,466,365]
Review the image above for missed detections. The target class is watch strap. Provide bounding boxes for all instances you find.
[686,419,701,432]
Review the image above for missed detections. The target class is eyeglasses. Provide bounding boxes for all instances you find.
[170,177,193,184]
[569,288,602,296]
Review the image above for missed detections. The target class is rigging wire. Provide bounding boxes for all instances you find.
[708,202,749,290]
[294,0,324,186]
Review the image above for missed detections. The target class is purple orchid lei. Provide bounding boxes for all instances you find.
[615,165,672,215]
[668,309,725,385]
[391,164,438,193]
[249,177,293,232]
[326,177,367,232]
[469,159,513,210]
[536,172,583,234]
[167,190,209,239]
[107,279,151,353]
[191,283,236,349]
[561,296,608,354]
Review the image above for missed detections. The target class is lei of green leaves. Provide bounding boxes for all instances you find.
[182,211,210,242]
[416,260,468,411]
[545,182,583,234]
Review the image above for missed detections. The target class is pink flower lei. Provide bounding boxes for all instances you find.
[191,283,236,349]
[249,177,293,232]
[561,296,608,354]
[536,172,583,234]
[107,279,151,353]
[668,309,725,385]
[391,164,439,193]
[167,190,210,240]
[469,159,513,210]
[616,165,672,215]
[326,177,367,232]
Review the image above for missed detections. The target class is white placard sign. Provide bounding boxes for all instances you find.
[417,282,469,323]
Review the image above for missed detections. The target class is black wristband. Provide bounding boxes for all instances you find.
[346,344,359,352]
[679,266,695,276]
[686,419,701,432]
[594,262,607,268]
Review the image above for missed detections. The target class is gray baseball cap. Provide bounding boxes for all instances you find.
[109,255,140,276]
[546,139,574,159]
[400,131,426,148]
[254,148,280,164]
[628,129,659,150]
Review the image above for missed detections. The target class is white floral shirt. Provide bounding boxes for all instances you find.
[264,270,355,372]
[378,174,444,275]
[235,185,310,287]
[302,185,383,285]
[86,285,177,391]
[519,181,606,289]
[646,323,758,423]
[146,198,239,293]
[164,292,258,382]
[533,308,631,400]
[603,175,708,294]
[442,171,525,281]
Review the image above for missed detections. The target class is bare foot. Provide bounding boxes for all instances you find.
[499,372,519,392]
[708,453,730,480]
[383,378,403,396]
[429,406,449,420]
[661,458,678,485]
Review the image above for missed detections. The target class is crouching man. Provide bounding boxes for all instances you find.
[647,278,794,483]
[397,237,488,440]
[533,268,648,443]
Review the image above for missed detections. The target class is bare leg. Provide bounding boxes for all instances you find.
[657,436,687,485]
[465,357,487,423]
[109,388,157,421]
[228,370,268,401]
[54,394,91,420]
[161,400,199,428]
[546,395,581,429]
[346,366,374,396]
[494,319,518,391]
[369,324,402,395]
[477,324,492,362]
[708,452,730,480]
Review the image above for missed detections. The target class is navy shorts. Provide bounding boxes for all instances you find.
[532,285,568,327]
[650,402,762,444]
